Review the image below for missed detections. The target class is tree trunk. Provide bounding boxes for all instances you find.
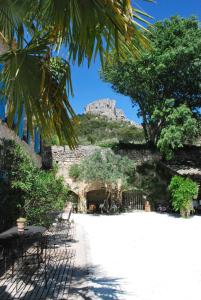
[77,191,87,213]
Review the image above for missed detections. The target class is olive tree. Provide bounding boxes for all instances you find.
[69,150,135,207]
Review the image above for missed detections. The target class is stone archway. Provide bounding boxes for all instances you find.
[77,182,106,213]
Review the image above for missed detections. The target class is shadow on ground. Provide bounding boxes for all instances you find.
[0,248,75,300]
[69,265,129,300]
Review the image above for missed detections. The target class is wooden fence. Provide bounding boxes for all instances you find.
[122,190,145,211]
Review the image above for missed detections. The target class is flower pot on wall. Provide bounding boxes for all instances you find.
[17,217,26,232]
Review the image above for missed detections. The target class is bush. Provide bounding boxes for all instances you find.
[168,175,198,217]
[68,164,80,180]
[95,138,119,148]
[69,150,135,189]
[0,139,69,228]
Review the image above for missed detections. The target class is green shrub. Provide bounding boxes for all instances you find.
[69,150,135,189]
[68,164,80,180]
[95,138,118,148]
[0,139,69,228]
[168,175,198,217]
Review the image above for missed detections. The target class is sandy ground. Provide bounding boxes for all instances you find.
[69,212,201,300]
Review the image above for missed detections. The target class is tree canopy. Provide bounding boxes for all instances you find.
[0,0,152,147]
[69,150,135,190]
[101,16,201,146]
[154,100,199,160]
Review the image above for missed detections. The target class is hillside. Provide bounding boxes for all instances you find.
[45,114,145,147]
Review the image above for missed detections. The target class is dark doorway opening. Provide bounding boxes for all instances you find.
[86,189,107,213]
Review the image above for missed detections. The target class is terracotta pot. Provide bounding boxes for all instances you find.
[16,218,26,232]
[144,201,151,212]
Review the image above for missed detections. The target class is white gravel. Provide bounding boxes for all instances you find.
[71,212,201,300]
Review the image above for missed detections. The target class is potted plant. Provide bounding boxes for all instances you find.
[16,217,27,232]
[168,176,199,218]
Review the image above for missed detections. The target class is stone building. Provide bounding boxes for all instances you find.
[42,144,160,212]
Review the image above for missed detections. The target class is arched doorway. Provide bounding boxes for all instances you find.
[86,188,107,213]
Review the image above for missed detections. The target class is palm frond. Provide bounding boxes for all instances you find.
[0,0,31,47]
[0,38,78,148]
[38,0,152,63]
[0,0,153,148]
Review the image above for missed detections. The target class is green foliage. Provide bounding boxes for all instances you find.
[69,150,135,190]
[0,0,150,147]
[0,139,69,228]
[155,101,199,159]
[68,164,80,180]
[0,181,22,230]
[101,16,201,145]
[135,162,169,206]
[168,176,198,217]
[96,138,119,148]
[44,114,145,147]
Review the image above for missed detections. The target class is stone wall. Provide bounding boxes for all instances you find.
[42,145,104,169]
[169,146,201,167]
[41,144,161,212]
[115,145,161,164]
[42,144,161,170]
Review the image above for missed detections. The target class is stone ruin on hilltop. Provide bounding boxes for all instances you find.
[85,98,128,122]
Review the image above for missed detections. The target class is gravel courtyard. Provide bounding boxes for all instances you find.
[69,212,201,300]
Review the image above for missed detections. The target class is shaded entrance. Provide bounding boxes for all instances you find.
[68,191,79,212]
[86,189,107,213]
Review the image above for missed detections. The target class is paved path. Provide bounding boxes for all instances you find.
[0,222,75,299]
[69,212,201,300]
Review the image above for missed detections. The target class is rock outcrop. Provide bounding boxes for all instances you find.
[85,99,126,122]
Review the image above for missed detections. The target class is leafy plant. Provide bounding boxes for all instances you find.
[168,175,199,217]
[155,101,198,159]
[0,0,151,147]
[69,150,135,207]
[0,139,69,228]
[68,164,80,180]
[101,16,201,145]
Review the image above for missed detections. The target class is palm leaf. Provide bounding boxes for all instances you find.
[0,38,78,148]
[36,0,152,63]
[0,0,152,148]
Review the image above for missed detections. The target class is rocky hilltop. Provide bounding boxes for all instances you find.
[85,99,127,122]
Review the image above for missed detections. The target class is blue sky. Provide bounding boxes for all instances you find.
[69,0,201,124]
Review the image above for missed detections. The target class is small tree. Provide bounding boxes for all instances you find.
[0,139,69,227]
[69,150,135,207]
[168,176,199,218]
